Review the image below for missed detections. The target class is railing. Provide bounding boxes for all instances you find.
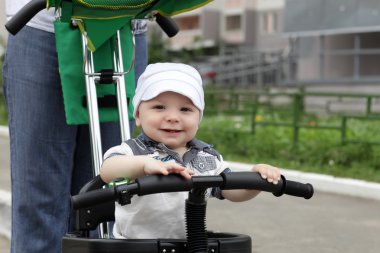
[204,89,380,146]
[192,49,285,88]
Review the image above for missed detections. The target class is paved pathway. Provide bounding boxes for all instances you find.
[207,191,380,253]
[0,235,10,253]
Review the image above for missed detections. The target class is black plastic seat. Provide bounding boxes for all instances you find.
[62,231,252,253]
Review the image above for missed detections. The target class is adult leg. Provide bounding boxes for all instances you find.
[3,26,78,253]
[3,26,148,252]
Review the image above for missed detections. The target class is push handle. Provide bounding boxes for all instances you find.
[5,0,46,35]
[71,187,115,209]
[155,13,179,37]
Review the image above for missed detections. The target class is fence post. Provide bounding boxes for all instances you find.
[292,92,303,146]
[366,96,372,115]
[251,93,259,135]
[275,51,282,85]
[341,116,347,144]
[206,90,216,115]
[233,91,239,111]
[256,54,264,87]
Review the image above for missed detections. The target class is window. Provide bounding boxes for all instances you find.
[176,16,200,31]
[262,12,277,34]
[226,15,241,31]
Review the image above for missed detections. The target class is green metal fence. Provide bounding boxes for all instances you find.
[204,89,380,146]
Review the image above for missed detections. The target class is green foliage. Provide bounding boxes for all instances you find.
[147,28,170,63]
[0,46,7,126]
[0,96,7,126]
[0,46,4,91]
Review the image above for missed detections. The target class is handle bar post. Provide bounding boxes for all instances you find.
[186,188,208,253]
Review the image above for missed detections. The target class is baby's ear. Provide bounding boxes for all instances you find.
[135,110,141,127]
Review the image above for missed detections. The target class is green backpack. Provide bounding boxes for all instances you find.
[48,0,212,124]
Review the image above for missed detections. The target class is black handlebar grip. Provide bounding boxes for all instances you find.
[136,174,193,196]
[221,172,284,194]
[283,180,314,199]
[5,0,46,35]
[155,13,179,38]
[71,187,115,210]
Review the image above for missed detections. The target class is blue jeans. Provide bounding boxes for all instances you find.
[2,26,147,253]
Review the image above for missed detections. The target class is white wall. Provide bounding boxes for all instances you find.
[0,0,7,44]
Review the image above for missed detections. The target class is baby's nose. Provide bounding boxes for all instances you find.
[165,111,180,122]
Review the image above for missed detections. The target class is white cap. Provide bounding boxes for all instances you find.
[132,62,204,120]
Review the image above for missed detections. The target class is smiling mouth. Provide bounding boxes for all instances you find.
[162,129,181,133]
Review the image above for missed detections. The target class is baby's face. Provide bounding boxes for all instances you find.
[135,92,200,152]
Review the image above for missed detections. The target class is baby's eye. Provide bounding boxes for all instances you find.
[153,105,165,110]
[180,107,193,112]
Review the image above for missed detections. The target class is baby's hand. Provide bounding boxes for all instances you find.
[252,164,281,185]
[143,157,194,179]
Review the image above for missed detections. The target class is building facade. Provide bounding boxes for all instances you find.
[283,0,380,85]
[164,0,287,51]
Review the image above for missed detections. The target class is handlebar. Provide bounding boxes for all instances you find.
[71,172,314,209]
[5,0,179,37]
[155,13,179,37]
[5,0,46,35]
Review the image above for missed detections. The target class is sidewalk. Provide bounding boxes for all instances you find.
[0,131,10,192]
[0,127,11,252]
[0,235,10,252]
[1,125,380,252]
[0,129,11,246]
